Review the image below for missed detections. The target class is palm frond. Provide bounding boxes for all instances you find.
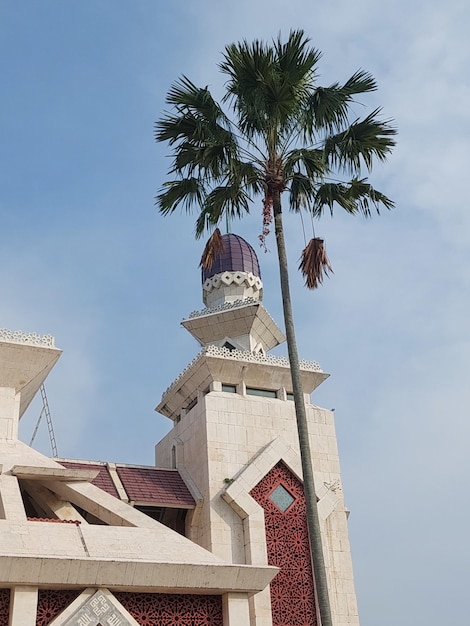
[311,182,357,216]
[220,38,274,135]
[195,185,252,237]
[299,238,333,289]
[171,141,237,180]
[200,227,225,271]
[344,178,395,216]
[156,90,241,183]
[156,178,205,215]
[155,112,204,145]
[220,30,318,140]
[274,30,321,84]
[229,159,264,195]
[311,179,395,217]
[288,173,317,212]
[342,70,377,95]
[166,76,231,135]
[303,70,376,136]
[283,148,327,179]
[324,108,396,173]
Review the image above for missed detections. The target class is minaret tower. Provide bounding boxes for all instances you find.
[155,234,360,626]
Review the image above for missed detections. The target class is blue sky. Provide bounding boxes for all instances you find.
[2,2,470,625]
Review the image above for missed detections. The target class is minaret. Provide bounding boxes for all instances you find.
[155,234,360,626]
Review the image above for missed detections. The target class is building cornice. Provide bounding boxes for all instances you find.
[156,345,328,420]
[182,300,285,352]
[0,551,277,594]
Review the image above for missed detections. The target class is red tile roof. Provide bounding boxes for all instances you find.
[117,467,194,508]
[58,461,119,498]
[28,517,81,524]
[57,460,195,508]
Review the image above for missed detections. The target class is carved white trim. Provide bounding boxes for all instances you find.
[0,328,55,347]
[189,296,260,319]
[160,345,322,399]
[202,271,263,294]
[223,436,341,525]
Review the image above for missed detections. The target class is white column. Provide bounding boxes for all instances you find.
[0,387,20,440]
[248,589,273,626]
[222,593,251,625]
[9,587,38,626]
[0,475,27,521]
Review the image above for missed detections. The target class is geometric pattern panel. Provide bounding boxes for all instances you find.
[36,590,83,626]
[250,461,318,626]
[0,589,9,626]
[56,589,136,625]
[114,592,223,626]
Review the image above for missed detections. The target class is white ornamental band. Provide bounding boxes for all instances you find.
[0,328,55,347]
[189,296,260,319]
[202,271,263,294]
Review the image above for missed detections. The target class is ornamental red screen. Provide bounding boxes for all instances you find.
[0,589,10,626]
[250,461,317,626]
[36,589,82,626]
[115,592,223,626]
[35,589,223,626]
[35,590,222,626]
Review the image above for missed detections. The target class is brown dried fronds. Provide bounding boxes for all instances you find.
[200,228,225,271]
[299,238,333,289]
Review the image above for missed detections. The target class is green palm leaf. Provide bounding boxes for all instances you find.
[324,108,396,173]
[195,185,252,237]
[305,70,377,135]
[156,178,205,215]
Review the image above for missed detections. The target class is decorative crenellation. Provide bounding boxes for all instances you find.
[161,344,322,400]
[189,297,263,319]
[202,270,263,294]
[0,328,55,347]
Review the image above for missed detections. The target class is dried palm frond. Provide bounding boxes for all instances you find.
[200,228,225,271]
[299,237,333,289]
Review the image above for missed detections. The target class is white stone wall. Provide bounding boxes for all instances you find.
[156,386,360,625]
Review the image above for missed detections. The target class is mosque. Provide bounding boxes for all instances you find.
[0,234,359,625]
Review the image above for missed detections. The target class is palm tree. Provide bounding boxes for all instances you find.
[155,30,395,626]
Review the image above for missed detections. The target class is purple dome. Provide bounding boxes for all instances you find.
[202,234,261,282]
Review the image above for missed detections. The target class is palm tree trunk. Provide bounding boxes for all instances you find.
[273,191,333,626]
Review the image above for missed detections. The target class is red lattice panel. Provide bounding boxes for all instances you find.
[36,589,82,626]
[250,461,318,626]
[0,589,10,626]
[115,592,223,626]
